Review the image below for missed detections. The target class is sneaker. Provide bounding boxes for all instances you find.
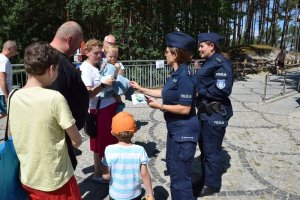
[92,176,109,184]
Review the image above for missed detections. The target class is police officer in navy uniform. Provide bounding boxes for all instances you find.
[130,31,200,200]
[195,32,233,197]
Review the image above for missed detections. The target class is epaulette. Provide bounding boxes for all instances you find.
[215,57,223,64]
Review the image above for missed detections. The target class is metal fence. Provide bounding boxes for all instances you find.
[12,61,300,100]
[262,67,300,102]
[12,60,201,88]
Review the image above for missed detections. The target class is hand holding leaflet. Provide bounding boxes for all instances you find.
[131,94,147,105]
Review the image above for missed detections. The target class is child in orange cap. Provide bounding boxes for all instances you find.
[102,112,154,200]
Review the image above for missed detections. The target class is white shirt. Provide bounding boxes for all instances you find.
[80,61,115,109]
[0,54,13,95]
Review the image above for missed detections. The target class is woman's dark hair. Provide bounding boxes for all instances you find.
[169,47,193,64]
[204,41,221,53]
[24,42,59,75]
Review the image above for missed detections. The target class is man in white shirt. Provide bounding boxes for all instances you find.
[0,40,18,119]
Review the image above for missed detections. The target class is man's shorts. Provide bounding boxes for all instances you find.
[277,61,285,68]
[0,95,7,114]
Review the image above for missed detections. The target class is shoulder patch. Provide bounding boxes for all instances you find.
[216,79,226,89]
[215,57,223,64]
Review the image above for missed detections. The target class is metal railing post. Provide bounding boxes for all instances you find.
[282,71,286,95]
[262,73,268,102]
[149,63,153,88]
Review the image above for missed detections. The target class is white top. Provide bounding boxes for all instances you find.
[80,61,115,109]
[0,54,13,95]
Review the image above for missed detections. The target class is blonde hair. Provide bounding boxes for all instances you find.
[84,39,102,52]
[104,44,118,55]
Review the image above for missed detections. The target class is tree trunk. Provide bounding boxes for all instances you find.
[237,0,244,45]
[244,0,255,44]
[280,0,290,48]
[270,0,279,46]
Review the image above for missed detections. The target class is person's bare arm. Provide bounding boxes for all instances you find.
[102,165,111,181]
[146,96,191,115]
[87,78,115,98]
[0,72,8,102]
[65,124,82,148]
[130,81,162,98]
[140,164,154,199]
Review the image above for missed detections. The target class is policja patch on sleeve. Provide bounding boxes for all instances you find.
[216,79,226,89]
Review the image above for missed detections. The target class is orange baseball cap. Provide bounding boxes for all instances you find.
[112,112,137,135]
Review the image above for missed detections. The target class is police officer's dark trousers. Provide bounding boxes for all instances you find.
[198,114,227,192]
[166,117,199,200]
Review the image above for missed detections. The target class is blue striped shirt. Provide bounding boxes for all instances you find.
[103,144,149,200]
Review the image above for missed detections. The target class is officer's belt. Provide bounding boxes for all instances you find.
[197,101,221,115]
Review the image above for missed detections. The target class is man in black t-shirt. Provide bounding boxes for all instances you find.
[48,21,89,169]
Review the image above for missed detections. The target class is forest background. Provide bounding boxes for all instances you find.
[0,0,299,62]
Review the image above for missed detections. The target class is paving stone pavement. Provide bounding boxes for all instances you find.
[1,70,299,200]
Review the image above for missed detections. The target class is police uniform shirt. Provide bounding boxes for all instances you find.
[196,52,233,104]
[162,63,196,121]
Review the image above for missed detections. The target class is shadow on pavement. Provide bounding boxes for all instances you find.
[79,174,109,200]
[192,148,231,197]
[135,141,160,158]
[153,186,169,200]
[136,121,149,131]
[295,97,300,107]
[82,165,94,175]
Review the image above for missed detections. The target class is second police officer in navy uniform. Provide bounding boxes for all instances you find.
[195,32,233,197]
[130,31,200,200]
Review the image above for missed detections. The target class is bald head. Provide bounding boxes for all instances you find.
[104,35,116,45]
[2,40,18,57]
[55,21,83,39]
[3,40,17,50]
[51,21,83,57]
[103,34,116,53]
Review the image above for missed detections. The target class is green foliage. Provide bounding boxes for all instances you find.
[0,0,296,63]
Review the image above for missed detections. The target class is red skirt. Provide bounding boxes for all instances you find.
[90,102,118,157]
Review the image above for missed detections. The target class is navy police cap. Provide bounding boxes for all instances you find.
[197,32,223,46]
[165,31,195,51]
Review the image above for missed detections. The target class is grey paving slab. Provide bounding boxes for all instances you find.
[1,68,300,200]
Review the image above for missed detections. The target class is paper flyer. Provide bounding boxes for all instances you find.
[131,93,147,105]
[156,60,165,69]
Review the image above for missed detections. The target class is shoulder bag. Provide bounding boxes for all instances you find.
[0,89,28,199]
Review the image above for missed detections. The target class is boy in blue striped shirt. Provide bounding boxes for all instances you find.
[102,112,154,200]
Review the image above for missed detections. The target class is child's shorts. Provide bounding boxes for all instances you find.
[22,176,81,200]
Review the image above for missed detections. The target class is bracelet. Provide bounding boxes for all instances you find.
[160,104,165,112]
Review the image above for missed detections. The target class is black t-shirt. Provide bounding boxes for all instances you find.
[48,52,89,130]
[47,52,89,169]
